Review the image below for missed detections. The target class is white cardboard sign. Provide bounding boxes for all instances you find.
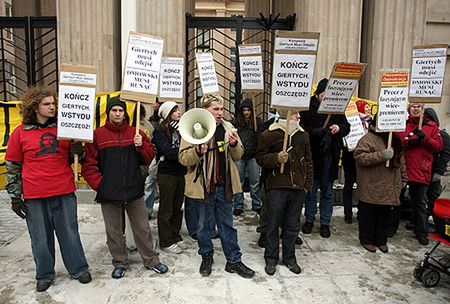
[377,86,409,132]
[159,57,184,99]
[271,53,316,109]
[196,52,219,94]
[318,78,359,113]
[57,85,96,141]
[344,114,366,151]
[122,34,164,95]
[239,55,264,91]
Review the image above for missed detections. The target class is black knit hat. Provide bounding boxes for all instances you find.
[106,96,127,115]
[315,78,328,95]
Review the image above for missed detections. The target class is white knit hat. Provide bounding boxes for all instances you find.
[158,101,178,120]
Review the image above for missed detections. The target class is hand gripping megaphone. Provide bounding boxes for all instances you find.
[179,108,216,145]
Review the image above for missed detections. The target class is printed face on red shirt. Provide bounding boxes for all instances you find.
[206,101,224,125]
[35,96,56,123]
[109,106,125,125]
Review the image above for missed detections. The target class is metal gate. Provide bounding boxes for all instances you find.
[0,16,58,101]
[185,13,295,119]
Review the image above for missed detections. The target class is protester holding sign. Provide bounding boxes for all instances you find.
[152,101,187,254]
[83,96,169,278]
[256,110,313,275]
[398,103,443,245]
[354,116,406,253]
[5,86,91,292]
[301,78,350,238]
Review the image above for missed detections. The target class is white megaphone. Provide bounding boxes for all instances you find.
[179,108,217,145]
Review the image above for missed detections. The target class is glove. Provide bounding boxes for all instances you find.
[320,134,332,153]
[311,128,327,138]
[277,151,289,164]
[382,148,394,160]
[169,121,179,131]
[11,198,26,219]
[432,173,442,182]
[412,128,425,139]
[406,137,421,148]
[71,141,84,156]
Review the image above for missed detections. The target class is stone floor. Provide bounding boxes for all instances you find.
[0,189,449,304]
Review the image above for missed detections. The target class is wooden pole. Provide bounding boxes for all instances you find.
[74,154,79,182]
[322,114,331,129]
[386,132,392,167]
[251,92,257,132]
[418,104,424,130]
[135,101,141,135]
[280,110,291,174]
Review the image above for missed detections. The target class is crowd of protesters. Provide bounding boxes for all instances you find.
[5,84,449,291]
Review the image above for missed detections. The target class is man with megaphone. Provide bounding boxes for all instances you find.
[178,94,255,279]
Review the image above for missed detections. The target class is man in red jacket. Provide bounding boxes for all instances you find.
[399,103,443,245]
[83,96,168,278]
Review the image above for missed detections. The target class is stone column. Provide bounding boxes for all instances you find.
[57,0,121,92]
[360,0,427,100]
[294,0,363,83]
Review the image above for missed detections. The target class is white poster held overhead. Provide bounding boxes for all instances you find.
[196,52,219,94]
[376,70,409,132]
[409,44,447,103]
[343,101,365,151]
[159,56,184,100]
[318,63,366,114]
[57,65,97,142]
[121,32,164,103]
[271,31,320,110]
[238,44,264,91]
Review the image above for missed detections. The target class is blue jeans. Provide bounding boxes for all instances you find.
[25,193,89,281]
[233,158,262,210]
[185,197,217,237]
[305,153,334,225]
[193,187,242,263]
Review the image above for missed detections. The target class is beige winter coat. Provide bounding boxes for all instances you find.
[354,132,407,206]
[178,119,243,200]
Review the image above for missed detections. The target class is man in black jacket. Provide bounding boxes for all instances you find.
[300,78,350,238]
[232,98,263,215]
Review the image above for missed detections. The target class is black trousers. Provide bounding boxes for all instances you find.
[342,150,356,219]
[426,180,442,216]
[265,189,305,265]
[409,182,429,235]
[358,201,391,246]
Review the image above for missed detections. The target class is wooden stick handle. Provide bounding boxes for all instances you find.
[280,110,291,174]
[135,101,141,135]
[74,154,79,182]
[386,132,392,167]
[251,93,257,132]
[322,114,331,129]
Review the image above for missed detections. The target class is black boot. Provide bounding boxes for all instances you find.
[225,261,255,278]
[199,253,214,276]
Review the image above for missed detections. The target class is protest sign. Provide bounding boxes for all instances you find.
[271,31,320,110]
[318,63,366,114]
[238,44,264,91]
[343,101,366,151]
[121,32,164,103]
[376,70,409,132]
[196,52,219,94]
[409,44,447,103]
[159,56,184,100]
[57,64,97,142]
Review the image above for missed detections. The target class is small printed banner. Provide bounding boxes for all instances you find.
[409,44,447,103]
[121,32,164,103]
[343,100,365,151]
[238,44,264,91]
[376,69,409,132]
[158,56,184,100]
[57,64,97,142]
[271,31,320,110]
[318,62,366,114]
[196,52,219,94]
